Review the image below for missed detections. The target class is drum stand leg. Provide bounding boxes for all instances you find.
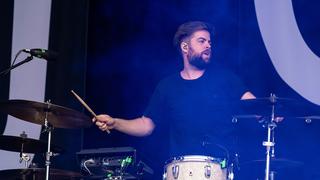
[44,101,53,180]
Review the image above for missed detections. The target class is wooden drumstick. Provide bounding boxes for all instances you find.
[71,90,110,134]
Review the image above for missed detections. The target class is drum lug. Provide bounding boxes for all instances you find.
[172,165,179,179]
[204,165,211,178]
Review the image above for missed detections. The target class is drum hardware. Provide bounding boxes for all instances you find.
[0,99,92,179]
[0,133,64,170]
[20,153,31,167]
[43,100,53,180]
[233,94,320,180]
[204,165,211,178]
[171,165,179,178]
[237,93,278,180]
[260,94,284,180]
[18,131,31,168]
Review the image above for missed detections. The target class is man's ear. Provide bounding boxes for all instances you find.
[180,42,188,53]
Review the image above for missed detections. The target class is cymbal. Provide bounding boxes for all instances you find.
[0,99,92,128]
[296,116,320,124]
[0,168,82,180]
[239,158,304,179]
[0,135,63,153]
[241,158,304,170]
[234,97,320,119]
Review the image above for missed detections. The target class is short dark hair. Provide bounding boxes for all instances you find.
[173,21,213,52]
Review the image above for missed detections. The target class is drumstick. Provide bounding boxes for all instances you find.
[71,90,110,134]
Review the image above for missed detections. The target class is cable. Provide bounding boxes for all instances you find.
[83,159,94,175]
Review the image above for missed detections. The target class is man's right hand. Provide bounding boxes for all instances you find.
[91,115,154,136]
[92,114,116,132]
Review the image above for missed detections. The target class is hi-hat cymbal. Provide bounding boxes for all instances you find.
[0,135,63,153]
[0,168,82,180]
[233,96,320,119]
[0,99,92,128]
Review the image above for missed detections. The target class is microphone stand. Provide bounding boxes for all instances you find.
[0,55,33,77]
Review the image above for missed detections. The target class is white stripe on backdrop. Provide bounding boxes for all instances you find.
[0,0,52,169]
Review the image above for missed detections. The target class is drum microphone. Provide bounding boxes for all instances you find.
[22,48,58,61]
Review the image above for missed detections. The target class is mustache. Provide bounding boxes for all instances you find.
[201,49,211,55]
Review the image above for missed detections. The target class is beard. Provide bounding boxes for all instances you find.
[188,49,211,70]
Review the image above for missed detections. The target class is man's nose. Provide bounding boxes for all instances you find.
[206,42,211,49]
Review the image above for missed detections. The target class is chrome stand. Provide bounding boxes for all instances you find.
[44,100,53,180]
[262,94,277,180]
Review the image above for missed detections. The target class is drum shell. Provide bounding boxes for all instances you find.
[163,155,227,180]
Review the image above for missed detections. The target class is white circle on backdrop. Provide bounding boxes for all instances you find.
[255,0,320,105]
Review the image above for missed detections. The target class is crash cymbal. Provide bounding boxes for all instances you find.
[234,96,320,119]
[0,135,63,153]
[0,168,82,180]
[0,99,92,128]
[241,158,304,170]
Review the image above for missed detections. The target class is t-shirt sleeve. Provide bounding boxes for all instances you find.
[219,68,249,99]
[143,81,167,126]
[228,71,250,99]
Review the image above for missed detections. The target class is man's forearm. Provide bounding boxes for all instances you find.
[113,116,155,137]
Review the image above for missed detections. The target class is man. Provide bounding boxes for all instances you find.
[94,21,255,157]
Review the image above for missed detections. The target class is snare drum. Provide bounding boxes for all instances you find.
[163,155,227,180]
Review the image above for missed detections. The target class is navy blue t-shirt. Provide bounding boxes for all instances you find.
[144,65,248,158]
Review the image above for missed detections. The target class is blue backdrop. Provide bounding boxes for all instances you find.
[84,0,320,179]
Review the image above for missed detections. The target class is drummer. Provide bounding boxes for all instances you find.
[94,21,255,158]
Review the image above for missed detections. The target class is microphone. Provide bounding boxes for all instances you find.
[23,48,58,61]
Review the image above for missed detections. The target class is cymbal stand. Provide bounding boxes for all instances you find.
[262,94,277,180]
[43,100,53,180]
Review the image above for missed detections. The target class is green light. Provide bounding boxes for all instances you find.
[220,159,226,169]
[126,157,132,163]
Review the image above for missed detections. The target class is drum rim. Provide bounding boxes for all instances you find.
[164,155,224,165]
